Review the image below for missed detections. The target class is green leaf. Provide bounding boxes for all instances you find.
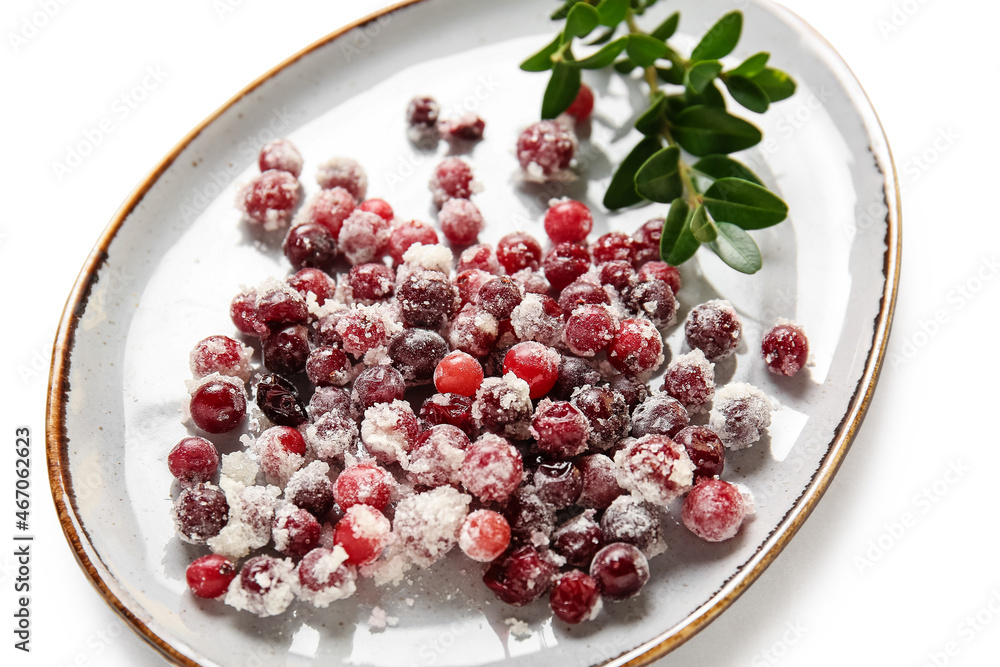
[587,26,617,45]
[604,137,662,210]
[686,60,723,94]
[730,52,770,78]
[685,81,726,109]
[691,155,763,186]
[634,92,666,135]
[521,35,562,72]
[724,75,770,113]
[703,178,788,229]
[689,205,717,243]
[656,65,684,85]
[691,11,743,61]
[596,0,630,27]
[635,147,682,203]
[613,58,636,74]
[627,34,669,67]
[669,105,762,156]
[659,198,688,261]
[565,3,600,38]
[651,11,680,40]
[752,68,796,102]
[541,63,582,119]
[551,0,585,21]
[709,222,762,273]
[569,36,629,69]
[668,203,702,265]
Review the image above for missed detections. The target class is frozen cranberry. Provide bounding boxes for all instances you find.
[190,378,246,434]
[358,198,394,222]
[351,365,406,413]
[682,479,747,542]
[598,260,636,293]
[533,459,583,509]
[257,425,307,484]
[296,547,357,606]
[333,505,391,565]
[336,307,388,357]
[460,509,510,562]
[454,270,492,307]
[631,394,690,438]
[626,280,677,329]
[306,410,360,461]
[307,386,350,421]
[591,232,635,266]
[637,261,681,296]
[685,300,742,362]
[334,462,394,512]
[479,277,523,320]
[255,282,308,328]
[273,506,322,558]
[283,223,337,271]
[508,293,562,348]
[398,269,460,328]
[531,401,589,459]
[430,157,475,208]
[550,356,601,401]
[288,268,335,305]
[448,304,498,357]
[339,210,390,265]
[590,543,649,601]
[558,279,611,313]
[186,554,237,599]
[168,437,220,485]
[762,322,809,376]
[460,434,523,503]
[173,484,228,544]
[306,346,351,387]
[439,113,486,141]
[543,243,591,292]
[608,374,649,409]
[505,486,556,545]
[440,198,484,246]
[571,386,630,451]
[189,335,251,381]
[577,454,624,509]
[709,383,772,450]
[661,349,715,410]
[286,463,336,518]
[239,169,300,229]
[360,400,420,465]
[496,232,543,273]
[296,188,356,239]
[503,342,559,399]
[387,328,448,386]
[600,496,661,553]
[258,138,303,177]
[434,350,484,397]
[614,435,694,506]
[230,290,268,337]
[392,486,471,567]
[316,156,367,200]
[483,545,558,606]
[608,318,664,375]
[406,424,470,487]
[674,426,725,481]
[565,83,595,122]
[632,218,665,266]
[553,513,603,567]
[262,324,310,376]
[550,570,601,624]
[407,95,440,139]
[348,263,394,302]
[563,304,618,357]
[457,244,500,274]
[255,373,308,427]
[517,120,576,178]
[420,393,476,437]
[231,555,296,617]
[386,219,440,265]
[544,200,593,244]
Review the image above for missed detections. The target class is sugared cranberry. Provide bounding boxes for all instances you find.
[685,300,742,362]
[333,505,391,565]
[762,322,809,376]
[708,383,772,450]
[457,244,500,274]
[571,386,630,451]
[434,350,484,397]
[430,157,476,208]
[336,307,388,358]
[448,304,499,357]
[600,496,661,553]
[608,318,664,375]
[503,342,559,399]
[558,279,611,313]
[386,219,439,265]
[258,138,303,177]
[288,267,335,305]
[543,243,591,293]
[255,373,308,427]
[262,324,310,376]
[306,346,351,387]
[351,365,406,414]
[459,510,511,562]
[186,554,237,599]
[232,556,296,617]
[190,378,246,434]
[479,277,523,320]
[296,547,357,607]
[626,280,678,328]
[168,437,220,485]
[361,400,420,465]
[239,169,300,229]
[533,459,583,509]
[608,374,649,409]
[591,231,635,265]
[598,260,636,292]
[230,290,268,337]
[661,349,715,410]
[173,484,229,544]
[334,462,394,512]
[273,506,322,558]
[406,424,470,487]
[348,263,394,302]
[397,269,460,328]
[307,386,351,421]
[439,113,486,141]
[589,543,649,601]
[631,394,690,438]
[306,411,360,461]
[544,199,593,244]
[504,486,556,544]
[255,282,309,328]
[339,210,390,265]
[420,393,476,437]
[440,198,484,246]
[189,335,251,383]
[565,83,595,122]
[473,376,533,438]
[576,454,624,509]
[406,95,440,143]
[316,156,367,200]
[460,434,523,504]
[358,198,394,222]
[257,425,307,484]
[553,513,603,567]
[454,269,493,307]
[563,304,618,357]
[296,188,356,239]
[496,232,543,273]
[637,261,681,296]
[682,479,748,542]
[614,435,694,506]
[674,426,726,481]
[517,120,576,179]
[388,328,449,385]
[531,401,589,459]
[550,570,601,624]
[483,545,558,606]
[286,463,336,518]
[632,219,664,266]
[283,222,337,271]
[550,356,601,401]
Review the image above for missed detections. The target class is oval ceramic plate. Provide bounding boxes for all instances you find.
[46,1,900,665]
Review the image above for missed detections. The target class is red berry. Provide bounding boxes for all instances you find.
[459,509,511,562]
[564,83,595,122]
[360,400,419,465]
[189,335,250,381]
[397,269,460,328]
[407,95,440,129]
[563,304,618,357]
[257,425,307,484]
[637,261,681,295]
[479,277,523,320]
[544,200,593,244]
[439,113,486,141]
[296,548,357,606]
[533,459,583,509]
[591,231,635,265]
[186,554,237,599]
[571,386,630,451]
[358,198,394,221]
[608,374,649,409]
[406,424,470,487]
[167,437,220,485]
[543,242,591,293]
[661,349,715,410]
[232,556,296,617]
[447,304,499,357]
[550,355,601,401]
[297,188,356,239]
[334,462,394,512]
[335,307,387,357]
[632,218,664,266]
[557,279,610,313]
[440,198,484,246]
[614,435,694,506]
[348,263,394,302]
[517,120,576,178]
[339,210,390,265]
[552,513,603,567]
[261,324,310,376]
[457,244,500,274]
[550,570,601,624]
[173,484,228,544]
[503,342,559,399]
[674,426,726,481]
[483,545,558,606]
[430,157,475,208]
[351,365,406,414]
[681,479,747,542]
[288,267,335,305]
[496,232,543,273]
[189,378,246,434]
[239,170,300,228]
[589,543,649,601]
[230,290,268,337]
[530,400,589,459]
[306,346,352,387]
[258,138,303,177]
[420,393,476,437]
[388,328,449,386]
[761,322,809,376]
[598,260,636,293]
[255,282,308,328]
[608,318,664,375]
[576,454,624,509]
[386,219,440,265]
[333,505,391,565]
[273,506,322,558]
[460,434,523,504]
[283,223,337,271]
[600,496,660,553]
[626,280,678,328]
[434,350,484,396]
[631,394,690,438]
[685,300,742,362]
[316,157,367,200]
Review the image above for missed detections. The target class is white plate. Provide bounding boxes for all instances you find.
[46,1,900,665]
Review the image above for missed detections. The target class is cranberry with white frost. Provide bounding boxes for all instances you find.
[448,304,498,358]
[288,267,335,305]
[388,328,449,385]
[173,483,229,544]
[543,242,591,293]
[273,505,322,558]
[457,244,500,274]
[316,156,367,200]
[306,346,352,387]
[613,435,695,506]
[440,198,484,246]
[294,188,356,239]
[503,342,560,399]
[338,210,390,265]
[258,138,303,177]
[168,437,220,485]
[406,424,469,487]
[674,426,726,481]
[544,199,593,244]
[496,232,543,273]
[708,383,772,450]
[439,113,486,141]
[631,394,690,438]
[430,157,476,208]
[261,324,310,376]
[472,375,533,438]
[564,304,618,357]
[608,318,664,375]
[397,269,460,328]
[283,223,337,271]
[460,510,511,562]
[572,385,630,451]
[637,261,681,295]
[761,322,809,376]
[296,547,357,607]
[682,479,748,542]
[533,459,583,509]
[483,545,558,606]
[517,120,576,179]
[661,349,715,411]
[226,555,296,617]
[531,400,589,459]
[190,335,252,381]
[550,356,601,401]
[626,279,678,328]
[550,570,601,624]
[349,263,394,302]
[479,277,523,320]
[359,198,394,221]
[460,434,523,504]
[420,393,476,437]
[335,306,388,358]
[552,512,603,567]
[600,495,661,553]
[685,300,742,362]
[351,365,406,415]
[239,170,300,230]
[334,462,394,512]
[576,454,624,509]
[334,504,391,565]
[256,425,307,485]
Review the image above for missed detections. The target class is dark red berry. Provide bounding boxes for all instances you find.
[563,304,618,357]
[439,113,486,141]
[761,322,809,376]
[631,394,690,438]
[351,365,406,414]
[255,373,308,427]
[550,570,601,624]
[479,277,523,320]
[681,479,747,542]
[533,459,583,509]
[297,188,356,239]
[388,328,449,385]
[283,223,337,271]
[173,484,229,544]
[348,263,394,302]
[552,513,603,568]
[386,219,440,265]
[557,279,610,313]
[626,280,677,328]
[571,386,630,451]
[262,324,310,376]
[230,290,268,337]
[168,437,220,485]
[397,269,460,328]
[685,300,742,362]
[419,393,476,437]
[239,170,300,227]
[576,454,624,509]
[496,232,542,274]
[598,260,636,293]
[517,120,575,178]
[483,545,558,606]
[608,374,649,409]
[504,486,555,545]
[589,543,649,601]
[190,378,246,434]
[255,283,308,328]
[674,426,726,481]
[550,356,601,401]
[543,243,591,293]
[632,219,664,267]
[273,507,321,558]
[637,261,681,296]
[544,200,592,244]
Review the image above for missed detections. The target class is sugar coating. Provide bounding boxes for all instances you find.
[305,411,360,461]
[359,545,413,586]
[340,210,389,265]
[184,371,246,399]
[237,175,300,232]
[271,503,300,553]
[511,293,564,347]
[734,482,757,517]
[224,556,296,617]
[709,383,773,450]
[361,400,417,466]
[221,451,259,487]
[189,336,254,382]
[259,139,303,177]
[472,374,533,440]
[405,426,468,488]
[403,243,454,275]
[393,486,471,568]
[613,436,695,507]
[209,479,281,559]
[510,268,551,296]
[504,617,532,638]
[292,187,356,232]
[295,545,357,608]
[285,461,332,501]
[254,427,306,487]
[662,349,716,412]
[368,606,399,630]
[316,156,368,200]
[439,199,485,245]
[601,495,667,558]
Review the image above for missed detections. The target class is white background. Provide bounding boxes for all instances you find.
[1,0,996,666]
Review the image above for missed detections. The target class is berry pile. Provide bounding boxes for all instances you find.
[170,93,809,626]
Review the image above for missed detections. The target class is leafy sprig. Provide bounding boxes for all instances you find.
[521,0,797,274]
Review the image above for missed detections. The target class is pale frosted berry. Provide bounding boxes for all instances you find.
[448,304,498,357]
[440,198,484,246]
[307,386,350,422]
[334,504,391,565]
[598,260,636,292]
[762,322,809,376]
[496,232,542,273]
[631,394,690,438]
[708,383,772,450]
[349,263,394,302]
[335,306,387,358]
[304,412,357,463]
[294,188,356,239]
[550,570,601,624]
[173,483,229,544]
[186,554,237,599]
[460,434,524,504]
[674,426,725,481]
[361,400,419,465]
[387,219,439,265]
[398,269,460,328]
[239,170,300,230]
[230,290,268,338]
[406,424,469,487]
[613,435,694,507]
[544,199,592,244]
[571,386,630,451]
[510,293,564,347]
[255,280,308,328]
[682,479,748,542]
[576,454,624,509]
[168,437,220,485]
[296,547,357,607]
[226,555,296,617]
[590,543,649,601]
[316,156,367,200]
[339,210,390,265]
[258,138,303,177]
[439,113,486,141]
[661,349,715,411]
[434,350,484,397]
[600,495,661,553]
[407,95,440,144]
[334,462,394,512]
[393,486,471,567]
[473,375,533,438]
[685,300,742,362]
[608,318,664,375]
[517,120,576,179]
[189,335,252,382]
[608,374,648,410]
[460,510,511,562]
[306,346,352,387]
[256,425,307,485]
[430,157,476,208]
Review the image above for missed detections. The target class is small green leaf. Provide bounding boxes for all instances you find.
[752,67,796,102]
[587,26,617,45]
[709,222,762,274]
[541,63,582,119]
[569,36,629,69]
[659,198,688,261]
[724,75,770,113]
[656,65,684,85]
[565,3,600,38]
[703,178,788,229]
[634,92,666,135]
[613,57,637,74]
[669,105,762,156]
[627,34,669,67]
[604,137,662,210]
[691,11,743,61]
[689,205,718,243]
[730,52,770,78]
[686,60,723,94]
[691,155,763,186]
[668,204,702,265]
[635,147,683,203]
[686,81,726,109]
[651,11,680,40]
[551,0,585,21]
[596,0,630,27]
[521,35,562,72]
